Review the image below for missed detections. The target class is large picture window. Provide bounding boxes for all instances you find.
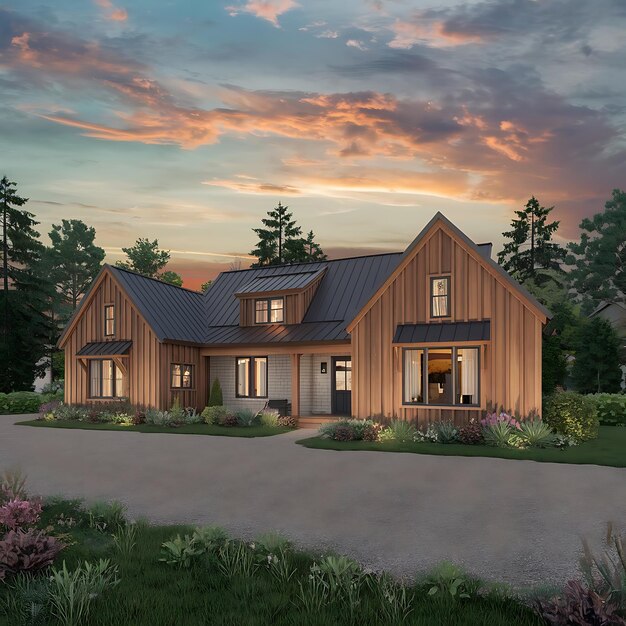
[430,277,450,318]
[104,304,115,336]
[171,364,194,389]
[403,347,479,406]
[89,359,125,398]
[255,298,284,324]
[236,356,268,398]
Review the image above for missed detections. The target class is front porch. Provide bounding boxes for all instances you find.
[202,345,352,421]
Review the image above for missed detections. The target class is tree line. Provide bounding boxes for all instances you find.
[497,189,626,394]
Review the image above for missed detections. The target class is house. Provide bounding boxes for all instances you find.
[589,301,626,389]
[58,213,551,424]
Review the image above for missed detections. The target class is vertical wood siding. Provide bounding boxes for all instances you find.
[159,344,207,410]
[351,227,544,424]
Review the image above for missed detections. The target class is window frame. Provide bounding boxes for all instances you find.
[429,276,451,319]
[235,356,268,398]
[88,358,125,399]
[401,346,480,407]
[170,363,195,390]
[104,304,115,336]
[254,297,284,324]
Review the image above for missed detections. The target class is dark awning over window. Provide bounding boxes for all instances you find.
[77,341,132,356]
[393,321,490,344]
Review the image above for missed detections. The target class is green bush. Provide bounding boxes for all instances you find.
[235,409,258,427]
[208,379,223,407]
[587,394,626,427]
[258,410,280,428]
[201,405,229,425]
[543,392,598,442]
[0,391,62,415]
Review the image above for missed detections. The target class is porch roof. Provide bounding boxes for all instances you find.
[393,321,491,344]
[77,340,132,356]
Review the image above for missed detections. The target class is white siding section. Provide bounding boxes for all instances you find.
[209,355,291,413]
[299,354,332,415]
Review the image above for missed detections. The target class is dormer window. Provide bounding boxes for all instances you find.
[430,277,450,318]
[255,297,284,324]
[104,304,115,336]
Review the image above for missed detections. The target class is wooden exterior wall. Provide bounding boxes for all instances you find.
[238,275,323,326]
[350,226,544,424]
[62,271,207,410]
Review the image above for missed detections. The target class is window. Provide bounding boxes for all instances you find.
[334,359,352,391]
[104,305,115,336]
[403,347,479,406]
[255,298,284,324]
[171,364,194,389]
[89,359,125,398]
[430,277,450,318]
[236,357,268,398]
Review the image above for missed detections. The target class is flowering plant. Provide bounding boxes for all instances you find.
[480,412,521,430]
[0,498,43,531]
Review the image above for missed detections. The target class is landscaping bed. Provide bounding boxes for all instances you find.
[17,419,291,438]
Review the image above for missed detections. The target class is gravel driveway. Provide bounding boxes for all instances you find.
[2,413,625,587]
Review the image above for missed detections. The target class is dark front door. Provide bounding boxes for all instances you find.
[332,357,352,416]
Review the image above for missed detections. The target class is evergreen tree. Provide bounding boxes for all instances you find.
[0,176,51,391]
[116,238,183,286]
[567,189,626,311]
[571,317,622,393]
[47,219,105,311]
[251,202,302,266]
[497,196,565,283]
[200,280,212,293]
[303,230,327,262]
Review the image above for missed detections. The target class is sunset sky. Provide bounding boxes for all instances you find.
[2,0,625,289]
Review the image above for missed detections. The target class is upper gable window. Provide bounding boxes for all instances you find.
[104,304,115,336]
[430,277,450,318]
[255,297,284,324]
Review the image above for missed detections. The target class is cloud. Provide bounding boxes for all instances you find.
[388,18,483,49]
[346,39,367,51]
[202,178,301,195]
[226,0,298,27]
[94,0,128,22]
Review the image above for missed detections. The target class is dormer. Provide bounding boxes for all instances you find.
[236,268,326,326]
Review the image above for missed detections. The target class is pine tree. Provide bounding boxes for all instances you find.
[303,230,327,262]
[0,176,51,391]
[497,196,565,283]
[116,238,183,285]
[572,317,622,393]
[251,202,302,266]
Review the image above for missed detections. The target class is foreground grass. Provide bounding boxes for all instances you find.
[297,426,626,467]
[16,419,291,438]
[1,499,542,626]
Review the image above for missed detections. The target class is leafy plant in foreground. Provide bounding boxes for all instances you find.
[86,500,126,533]
[433,420,458,444]
[112,522,137,557]
[0,572,50,626]
[515,419,557,448]
[423,561,480,600]
[159,534,202,569]
[0,529,65,580]
[370,572,414,623]
[384,420,417,443]
[217,540,255,578]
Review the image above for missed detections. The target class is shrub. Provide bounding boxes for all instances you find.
[312,555,364,607]
[236,409,258,427]
[482,420,515,448]
[277,415,299,428]
[385,419,417,443]
[1,468,28,502]
[433,421,458,444]
[544,392,598,442]
[48,559,119,626]
[41,380,64,395]
[192,526,229,553]
[259,410,280,428]
[422,561,481,600]
[332,424,356,441]
[86,501,126,533]
[0,392,47,415]
[458,420,484,445]
[588,393,626,427]
[169,397,186,424]
[0,530,65,580]
[221,413,238,427]
[362,422,383,441]
[534,580,626,626]
[208,378,223,407]
[0,498,42,531]
[39,400,61,421]
[515,419,556,448]
[202,405,229,425]
[181,408,202,425]
[145,408,173,427]
[133,407,146,425]
[53,404,89,422]
[160,534,202,568]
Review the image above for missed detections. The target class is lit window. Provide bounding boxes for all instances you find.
[89,359,125,398]
[403,347,479,406]
[430,277,450,318]
[104,305,115,336]
[255,298,284,324]
[236,357,268,398]
[171,363,194,389]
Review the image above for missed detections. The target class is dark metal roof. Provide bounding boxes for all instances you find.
[203,253,401,341]
[393,321,491,344]
[203,321,348,345]
[77,341,132,356]
[235,268,325,295]
[109,266,207,344]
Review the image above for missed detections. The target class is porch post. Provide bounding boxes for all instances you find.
[290,353,301,417]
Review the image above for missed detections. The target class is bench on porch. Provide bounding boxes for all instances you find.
[267,399,292,417]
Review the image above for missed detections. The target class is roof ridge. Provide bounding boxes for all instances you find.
[219,251,402,275]
[107,264,203,295]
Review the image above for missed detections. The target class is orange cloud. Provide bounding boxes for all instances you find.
[226,0,297,27]
[388,19,484,49]
[94,0,128,22]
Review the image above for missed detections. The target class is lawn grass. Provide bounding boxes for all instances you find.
[0,498,543,626]
[297,426,626,467]
[16,419,291,438]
